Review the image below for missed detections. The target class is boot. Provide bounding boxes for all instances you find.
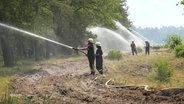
[90,68,95,75]
[90,71,95,75]
[98,69,103,75]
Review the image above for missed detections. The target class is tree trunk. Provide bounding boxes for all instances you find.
[34,41,44,61]
[45,42,50,59]
[0,35,15,67]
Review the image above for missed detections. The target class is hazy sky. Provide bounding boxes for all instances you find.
[126,0,184,28]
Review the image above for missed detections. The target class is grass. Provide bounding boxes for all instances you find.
[0,76,12,96]
[0,60,35,103]
[154,58,173,82]
[103,48,184,88]
[0,49,183,103]
[0,60,35,76]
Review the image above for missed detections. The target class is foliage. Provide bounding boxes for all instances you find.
[154,59,173,82]
[107,50,122,60]
[0,0,132,66]
[70,0,122,28]
[136,46,143,53]
[174,44,184,58]
[53,0,125,50]
[0,0,54,66]
[181,0,184,5]
[163,44,169,48]
[0,0,49,28]
[119,0,132,28]
[166,35,182,49]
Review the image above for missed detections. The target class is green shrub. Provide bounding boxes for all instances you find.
[154,59,173,82]
[107,50,122,60]
[165,34,182,49]
[163,44,169,48]
[152,45,162,50]
[175,44,184,58]
[137,46,143,53]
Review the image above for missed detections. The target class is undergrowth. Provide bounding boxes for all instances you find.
[154,58,173,82]
[0,88,32,104]
[0,60,35,104]
[0,60,35,76]
[105,49,184,88]
[107,50,122,60]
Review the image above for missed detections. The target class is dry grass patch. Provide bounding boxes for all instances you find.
[104,49,184,88]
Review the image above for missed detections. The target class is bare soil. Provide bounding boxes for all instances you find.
[10,59,184,104]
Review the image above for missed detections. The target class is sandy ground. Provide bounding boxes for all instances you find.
[10,59,184,104]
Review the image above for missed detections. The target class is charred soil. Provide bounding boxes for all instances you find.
[10,53,184,104]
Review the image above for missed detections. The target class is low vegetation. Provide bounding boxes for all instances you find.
[136,46,143,53]
[0,45,184,103]
[154,58,173,82]
[0,61,35,76]
[166,34,182,49]
[107,50,122,60]
[103,48,184,88]
[0,61,35,104]
[175,44,184,58]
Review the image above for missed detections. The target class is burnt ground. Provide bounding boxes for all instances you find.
[10,59,184,104]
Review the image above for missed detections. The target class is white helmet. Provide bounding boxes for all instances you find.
[88,38,93,43]
[95,42,101,46]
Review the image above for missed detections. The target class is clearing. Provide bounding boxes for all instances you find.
[10,49,184,104]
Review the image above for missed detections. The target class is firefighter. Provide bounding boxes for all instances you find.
[95,42,103,75]
[130,41,137,55]
[73,38,95,75]
[145,41,150,55]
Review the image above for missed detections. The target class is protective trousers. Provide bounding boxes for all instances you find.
[88,57,95,74]
[96,57,103,74]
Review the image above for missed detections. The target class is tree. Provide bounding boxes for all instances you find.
[0,30,15,67]
[181,0,184,4]
[0,0,131,66]
[119,0,132,28]
[52,0,124,51]
[166,35,182,49]
[0,0,51,66]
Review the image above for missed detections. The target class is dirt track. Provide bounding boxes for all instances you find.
[10,59,184,104]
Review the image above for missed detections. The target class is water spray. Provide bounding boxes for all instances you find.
[0,23,73,49]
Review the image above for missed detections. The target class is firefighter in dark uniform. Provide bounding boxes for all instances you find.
[130,41,137,55]
[73,38,95,75]
[95,42,103,75]
[87,38,95,74]
[145,41,150,55]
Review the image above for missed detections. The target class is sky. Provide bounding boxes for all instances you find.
[126,0,184,28]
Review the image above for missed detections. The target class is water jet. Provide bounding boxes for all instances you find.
[88,21,147,53]
[0,23,73,49]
